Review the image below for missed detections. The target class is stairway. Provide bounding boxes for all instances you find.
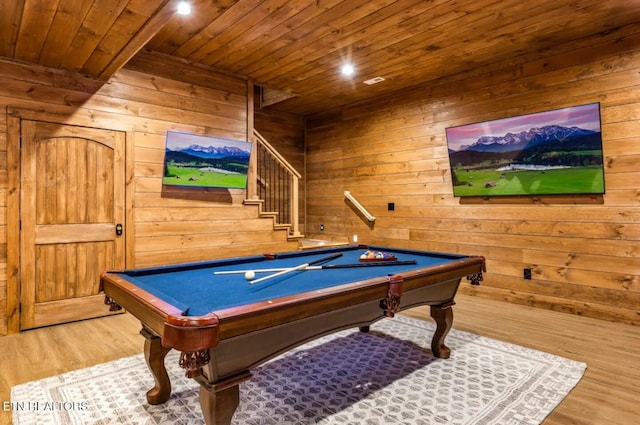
[245,130,302,241]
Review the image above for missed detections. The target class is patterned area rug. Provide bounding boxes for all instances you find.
[12,315,586,425]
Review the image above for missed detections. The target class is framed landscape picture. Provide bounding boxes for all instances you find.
[162,131,251,191]
[445,103,605,197]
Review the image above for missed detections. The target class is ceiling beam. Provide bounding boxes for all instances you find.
[98,0,180,81]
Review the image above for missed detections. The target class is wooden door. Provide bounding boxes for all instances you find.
[20,121,126,329]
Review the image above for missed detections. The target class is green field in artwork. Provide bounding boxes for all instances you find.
[163,164,247,189]
[451,166,604,197]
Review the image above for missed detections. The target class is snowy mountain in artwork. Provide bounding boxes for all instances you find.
[456,125,599,153]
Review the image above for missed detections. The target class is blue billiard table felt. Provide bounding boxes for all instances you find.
[117,247,465,317]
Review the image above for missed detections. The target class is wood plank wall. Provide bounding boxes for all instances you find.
[0,53,299,335]
[304,25,640,325]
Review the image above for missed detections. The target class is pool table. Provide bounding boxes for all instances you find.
[101,245,484,425]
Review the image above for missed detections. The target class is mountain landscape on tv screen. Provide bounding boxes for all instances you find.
[163,142,251,189]
[447,124,605,196]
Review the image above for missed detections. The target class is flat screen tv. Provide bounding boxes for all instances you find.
[162,131,251,190]
[445,103,605,197]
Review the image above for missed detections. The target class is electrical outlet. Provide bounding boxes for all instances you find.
[523,268,532,280]
[320,224,324,231]
[388,202,395,211]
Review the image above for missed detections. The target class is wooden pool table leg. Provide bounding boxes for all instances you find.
[430,302,455,359]
[141,327,172,404]
[199,384,239,425]
[198,372,250,425]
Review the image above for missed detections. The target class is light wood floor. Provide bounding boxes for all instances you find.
[0,294,638,425]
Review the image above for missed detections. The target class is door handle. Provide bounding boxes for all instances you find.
[115,223,123,236]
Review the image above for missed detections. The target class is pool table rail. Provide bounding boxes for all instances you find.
[101,254,485,362]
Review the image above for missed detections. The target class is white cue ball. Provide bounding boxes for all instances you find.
[244,271,255,280]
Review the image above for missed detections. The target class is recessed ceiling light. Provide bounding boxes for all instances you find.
[177,1,191,15]
[341,63,355,77]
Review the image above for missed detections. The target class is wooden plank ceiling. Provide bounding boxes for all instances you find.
[1,0,639,116]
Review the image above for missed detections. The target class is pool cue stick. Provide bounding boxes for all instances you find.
[313,260,417,269]
[248,252,343,285]
[214,260,418,275]
[214,267,291,275]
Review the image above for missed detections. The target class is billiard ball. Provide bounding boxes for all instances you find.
[244,271,256,280]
